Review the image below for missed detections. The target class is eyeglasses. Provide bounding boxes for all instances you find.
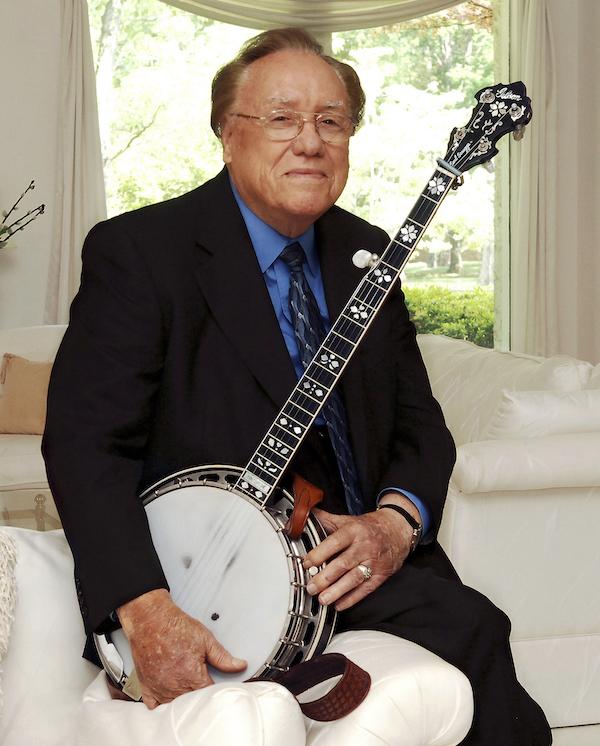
[230,109,356,144]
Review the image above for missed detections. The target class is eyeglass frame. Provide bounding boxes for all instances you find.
[228,109,357,144]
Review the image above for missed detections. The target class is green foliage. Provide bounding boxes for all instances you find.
[334,3,493,109]
[403,285,494,348]
[87,0,497,342]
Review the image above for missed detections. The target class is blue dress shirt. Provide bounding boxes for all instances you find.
[230,179,431,539]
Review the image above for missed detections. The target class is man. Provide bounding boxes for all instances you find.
[43,27,551,744]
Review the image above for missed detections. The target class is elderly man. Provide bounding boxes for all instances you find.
[43,27,550,745]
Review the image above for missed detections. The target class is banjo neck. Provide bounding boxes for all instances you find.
[234,82,533,506]
[234,160,461,506]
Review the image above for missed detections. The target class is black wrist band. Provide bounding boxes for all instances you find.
[376,503,423,552]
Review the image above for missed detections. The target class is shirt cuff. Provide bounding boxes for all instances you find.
[376,488,432,543]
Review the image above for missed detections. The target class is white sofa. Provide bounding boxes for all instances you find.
[1,325,599,744]
[417,334,600,746]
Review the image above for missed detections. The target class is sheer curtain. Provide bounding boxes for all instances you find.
[158,1,463,32]
[45,0,106,324]
[508,0,600,363]
[507,0,557,357]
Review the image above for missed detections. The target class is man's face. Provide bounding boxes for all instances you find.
[221,49,351,237]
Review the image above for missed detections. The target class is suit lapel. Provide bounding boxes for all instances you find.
[192,170,296,411]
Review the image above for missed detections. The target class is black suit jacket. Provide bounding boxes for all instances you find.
[43,168,455,635]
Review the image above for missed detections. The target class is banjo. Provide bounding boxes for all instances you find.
[95,82,532,700]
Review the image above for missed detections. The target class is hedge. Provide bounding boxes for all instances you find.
[403,285,494,348]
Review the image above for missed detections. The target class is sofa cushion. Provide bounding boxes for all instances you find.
[417,334,593,444]
[0,354,53,434]
[484,389,600,439]
[1,528,98,745]
[0,434,47,489]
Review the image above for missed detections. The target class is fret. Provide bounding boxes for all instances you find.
[263,432,294,457]
[379,259,397,273]
[385,242,411,270]
[272,422,302,446]
[249,456,281,482]
[324,333,354,360]
[289,390,320,415]
[305,361,336,388]
[301,374,330,401]
[409,195,439,225]
[366,266,394,291]
[330,329,355,346]
[396,220,423,246]
[316,348,344,375]
[277,409,308,432]
[355,282,386,307]
[298,380,326,405]
[343,301,372,327]
[340,312,367,332]
[258,441,289,466]
[351,294,376,312]
[285,402,314,427]
[365,276,383,291]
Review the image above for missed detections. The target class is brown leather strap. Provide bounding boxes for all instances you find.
[267,653,371,721]
[109,653,370,721]
[284,473,324,540]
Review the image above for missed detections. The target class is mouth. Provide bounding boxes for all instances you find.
[285,169,328,180]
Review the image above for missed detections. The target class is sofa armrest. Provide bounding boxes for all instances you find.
[452,433,600,494]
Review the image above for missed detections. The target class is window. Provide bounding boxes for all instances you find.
[89,0,496,347]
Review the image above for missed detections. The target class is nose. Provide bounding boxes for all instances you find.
[291,117,324,157]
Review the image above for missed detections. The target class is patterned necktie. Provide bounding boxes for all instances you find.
[280,242,364,515]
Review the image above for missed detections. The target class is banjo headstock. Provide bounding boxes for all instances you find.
[443,82,532,174]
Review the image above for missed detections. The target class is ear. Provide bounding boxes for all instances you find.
[220,121,234,165]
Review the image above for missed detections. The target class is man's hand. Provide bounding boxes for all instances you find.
[302,494,419,611]
[117,589,247,709]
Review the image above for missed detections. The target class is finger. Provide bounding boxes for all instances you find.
[205,636,247,673]
[306,550,361,595]
[303,524,354,568]
[313,565,374,607]
[334,576,384,612]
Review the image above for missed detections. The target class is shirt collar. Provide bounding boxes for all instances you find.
[229,174,317,275]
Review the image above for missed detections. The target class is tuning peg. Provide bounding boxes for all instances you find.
[513,124,526,142]
[352,250,379,269]
[482,160,495,173]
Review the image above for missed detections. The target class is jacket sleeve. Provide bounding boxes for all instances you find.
[375,282,456,542]
[42,218,169,635]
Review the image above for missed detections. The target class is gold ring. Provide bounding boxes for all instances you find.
[356,563,373,582]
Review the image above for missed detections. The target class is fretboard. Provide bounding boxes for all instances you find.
[235,162,459,505]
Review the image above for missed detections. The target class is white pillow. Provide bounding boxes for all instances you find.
[417,334,594,445]
[484,389,600,440]
[0,528,97,746]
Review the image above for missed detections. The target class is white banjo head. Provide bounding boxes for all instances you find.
[96,465,335,690]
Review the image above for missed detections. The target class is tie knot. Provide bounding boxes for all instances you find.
[279,242,306,273]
